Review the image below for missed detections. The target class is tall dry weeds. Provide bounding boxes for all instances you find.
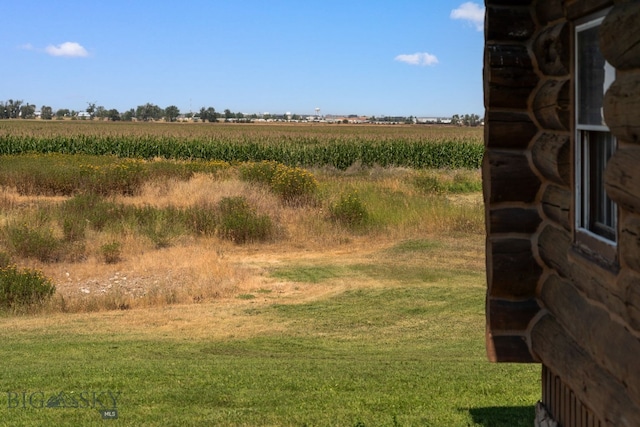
[2,167,483,314]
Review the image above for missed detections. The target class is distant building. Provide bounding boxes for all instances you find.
[416,117,452,124]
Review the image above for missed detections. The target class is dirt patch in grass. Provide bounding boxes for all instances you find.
[0,222,480,338]
[4,230,484,341]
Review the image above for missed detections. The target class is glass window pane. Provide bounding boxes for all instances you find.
[585,131,616,241]
[577,25,614,126]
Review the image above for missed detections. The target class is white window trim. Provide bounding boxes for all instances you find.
[574,8,618,253]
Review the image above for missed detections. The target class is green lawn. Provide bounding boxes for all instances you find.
[0,270,539,426]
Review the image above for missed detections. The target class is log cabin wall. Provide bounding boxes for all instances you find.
[484,0,543,363]
[484,0,640,425]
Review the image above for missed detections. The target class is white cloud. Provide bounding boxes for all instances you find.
[450,2,485,31]
[45,42,89,58]
[18,43,34,51]
[394,52,439,67]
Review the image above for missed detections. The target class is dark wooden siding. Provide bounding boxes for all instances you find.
[543,365,602,427]
[484,0,640,425]
[484,0,541,364]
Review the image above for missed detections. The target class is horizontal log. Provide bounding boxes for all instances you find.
[619,213,640,272]
[541,184,571,231]
[605,147,640,213]
[531,132,571,186]
[531,314,640,427]
[486,6,536,42]
[487,331,535,363]
[619,269,640,332]
[485,44,534,75]
[486,150,541,203]
[538,223,572,278]
[534,0,564,26]
[488,206,542,234]
[600,2,640,70]
[532,78,570,131]
[603,70,640,144]
[539,274,640,412]
[533,22,570,76]
[486,111,539,149]
[567,250,625,321]
[488,297,541,331]
[488,236,542,298]
[565,0,614,20]
[485,83,537,110]
[484,44,538,109]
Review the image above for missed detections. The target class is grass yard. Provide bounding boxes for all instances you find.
[0,236,540,426]
[0,122,539,426]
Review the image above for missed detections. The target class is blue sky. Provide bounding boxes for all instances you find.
[1,1,485,118]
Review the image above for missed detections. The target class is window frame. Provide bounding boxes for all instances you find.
[573,8,618,261]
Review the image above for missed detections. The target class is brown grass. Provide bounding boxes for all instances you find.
[1,167,483,319]
[2,228,485,342]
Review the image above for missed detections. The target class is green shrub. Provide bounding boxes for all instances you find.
[217,197,273,243]
[329,192,369,228]
[271,165,318,204]
[59,193,122,232]
[61,216,86,242]
[239,161,279,185]
[135,206,185,249]
[0,264,56,309]
[83,160,148,196]
[100,241,122,264]
[184,204,218,236]
[4,224,61,262]
[240,161,318,205]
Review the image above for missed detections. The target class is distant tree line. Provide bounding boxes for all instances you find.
[0,99,261,123]
[0,98,482,126]
[451,114,481,126]
[0,100,36,120]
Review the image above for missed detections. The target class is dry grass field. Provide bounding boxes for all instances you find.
[1,164,483,317]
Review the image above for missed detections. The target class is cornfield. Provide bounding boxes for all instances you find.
[0,121,483,169]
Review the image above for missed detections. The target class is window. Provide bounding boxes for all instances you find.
[575,10,617,245]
